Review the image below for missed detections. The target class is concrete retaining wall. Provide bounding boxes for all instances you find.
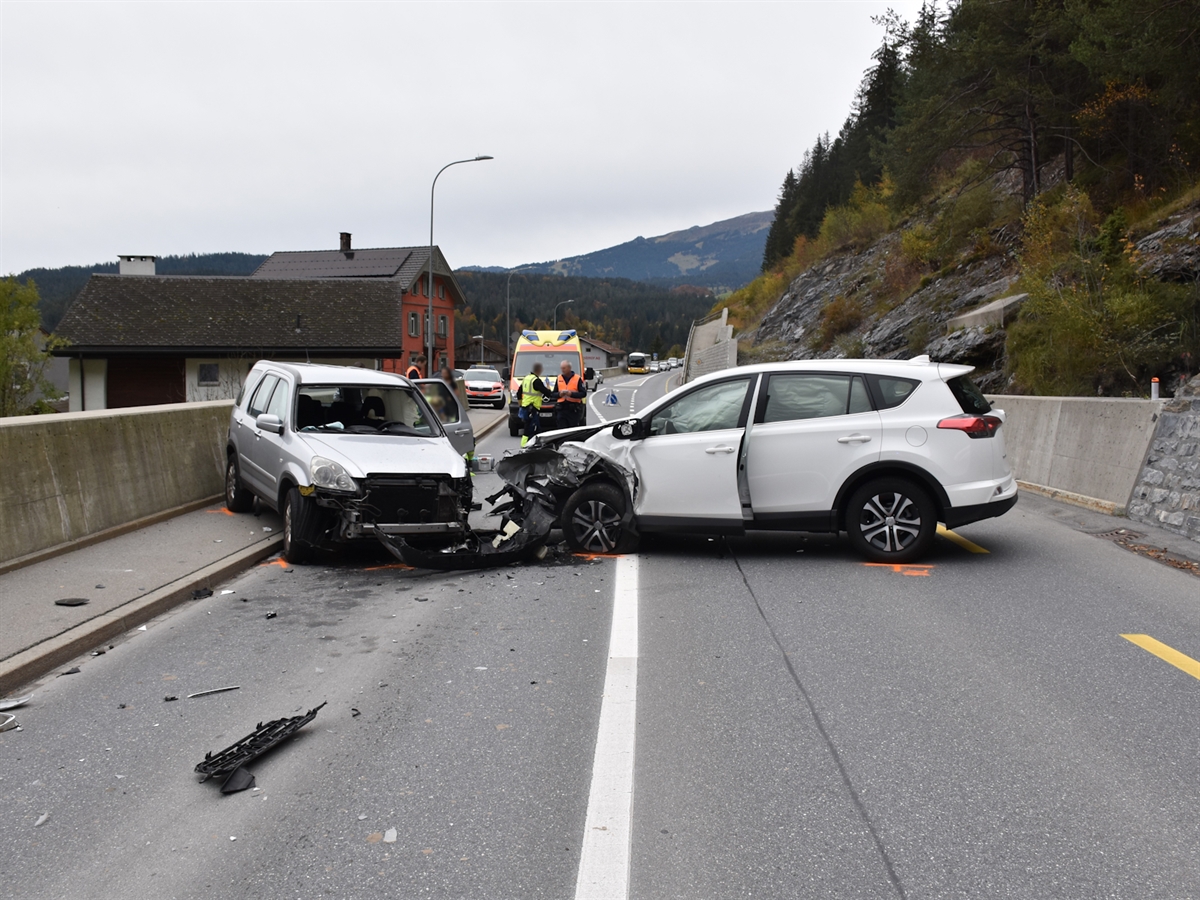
[0,401,233,566]
[1127,376,1200,540]
[684,309,737,383]
[987,394,1161,509]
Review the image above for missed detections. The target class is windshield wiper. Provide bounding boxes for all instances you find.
[379,421,428,436]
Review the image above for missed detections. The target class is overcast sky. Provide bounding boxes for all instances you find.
[1,0,930,274]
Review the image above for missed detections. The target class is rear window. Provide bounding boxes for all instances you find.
[947,375,992,414]
[865,375,920,410]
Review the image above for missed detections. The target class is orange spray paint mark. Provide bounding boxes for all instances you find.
[206,508,235,516]
[863,563,934,576]
[573,552,626,561]
[258,557,290,569]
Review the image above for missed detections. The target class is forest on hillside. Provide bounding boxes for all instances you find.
[453,271,712,357]
[747,0,1200,395]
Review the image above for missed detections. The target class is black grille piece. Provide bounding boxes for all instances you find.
[195,702,325,779]
[361,476,458,524]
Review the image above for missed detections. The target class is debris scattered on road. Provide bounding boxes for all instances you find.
[383,827,397,843]
[164,696,178,702]
[57,667,80,677]
[192,588,214,600]
[366,832,383,843]
[415,597,429,602]
[187,686,240,699]
[91,649,105,656]
[34,813,49,827]
[95,584,105,589]
[221,590,236,595]
[117,703,127,709]
[265,612,277,619]
[55,598,90,607]
[0,694,32,711]
[137,625,147,632]
[263,526,273,532]
[350,708,361,717]
[229,835,237,841]
[0,713,20,733]
[219,766,256,794]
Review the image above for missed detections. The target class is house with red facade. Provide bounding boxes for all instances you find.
[54,235,468,410]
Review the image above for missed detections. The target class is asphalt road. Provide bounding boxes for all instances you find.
[3,366,1198,899]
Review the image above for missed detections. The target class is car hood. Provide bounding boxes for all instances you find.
[299,433,466,479]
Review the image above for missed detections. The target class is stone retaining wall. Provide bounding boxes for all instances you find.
[1127,376,1200,540]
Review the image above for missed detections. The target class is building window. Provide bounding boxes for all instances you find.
[198,363,220,386]
[437,284,445,299]
[437,315,448,337]
[408,311,420,337]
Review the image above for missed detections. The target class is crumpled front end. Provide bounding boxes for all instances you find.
[375,441,637,570]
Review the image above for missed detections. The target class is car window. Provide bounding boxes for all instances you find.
[762,374,873,423]
[467,369,501,382]
[865,375,920,410]
[648,378,750,436]
[419,383,461,424]
[265,379,290,423]
[946,374,992,414]
[247,374,279,417]
[296,385,438,436]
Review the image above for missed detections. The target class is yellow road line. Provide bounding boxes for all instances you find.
[1121,634,1200,682]
[936,525,989,554]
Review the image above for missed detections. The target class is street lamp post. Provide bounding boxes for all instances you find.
[505,265,534,362]
[553,298,575,330]
[427,155,493,374]
[472,334,485,366]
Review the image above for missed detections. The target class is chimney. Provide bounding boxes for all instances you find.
[340,232,352,252]
[118,255,157,276]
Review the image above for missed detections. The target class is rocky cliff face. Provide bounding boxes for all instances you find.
[749,231,1019,389]
[746,198,1198,393]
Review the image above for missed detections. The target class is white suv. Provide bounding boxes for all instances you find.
[507,357,1016,562]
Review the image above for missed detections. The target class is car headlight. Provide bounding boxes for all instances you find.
[310,456,356,492]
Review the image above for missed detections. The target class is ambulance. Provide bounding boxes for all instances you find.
[505,329,594,437]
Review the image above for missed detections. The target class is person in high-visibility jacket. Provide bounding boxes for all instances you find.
[518,362,557,447]
[404,356,425,380]
[555,359,587,430]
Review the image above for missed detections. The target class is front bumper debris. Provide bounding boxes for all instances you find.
[375,442,636,570]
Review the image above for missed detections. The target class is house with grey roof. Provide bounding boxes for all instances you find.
[54,235,467,410]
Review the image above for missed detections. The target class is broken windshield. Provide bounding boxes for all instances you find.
[296,385,442,437]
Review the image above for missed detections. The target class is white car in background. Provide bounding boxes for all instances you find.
[504,357,1017,562]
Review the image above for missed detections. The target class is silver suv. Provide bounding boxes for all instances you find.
[225,362,477,563]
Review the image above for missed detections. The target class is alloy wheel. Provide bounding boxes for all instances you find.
[570,499,623,553]
[858,491,922,554]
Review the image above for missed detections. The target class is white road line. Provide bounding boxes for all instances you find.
[574,555,639,900]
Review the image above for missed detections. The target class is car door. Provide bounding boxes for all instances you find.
[416,380,475,457]
[748,372,883,525]
[245,374,293,503]
[629,375,755,532]
[237,373,280,495]
[745,372,881,525]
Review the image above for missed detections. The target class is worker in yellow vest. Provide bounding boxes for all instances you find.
[555,359,587,429]
[518,362,557,447]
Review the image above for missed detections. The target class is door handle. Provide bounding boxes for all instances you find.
[705,445,736,454]
[837,434,872,444]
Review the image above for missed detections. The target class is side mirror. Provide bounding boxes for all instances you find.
[255,413,285,435]
[502,367,511,381]
[584,367,595,381]
[612,418,645,441]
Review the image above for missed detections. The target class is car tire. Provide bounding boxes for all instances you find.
[282,486,322,565]
[494,399,505,410]
[224,456,254,513]
[845,478,936,563]
[562,482,636,554]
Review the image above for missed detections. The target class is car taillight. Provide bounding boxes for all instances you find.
[937,414,1002,438]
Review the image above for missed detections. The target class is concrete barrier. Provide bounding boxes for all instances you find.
[1126,375,1200,540]
[0,401,233,567]
[987,394,1162,512]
